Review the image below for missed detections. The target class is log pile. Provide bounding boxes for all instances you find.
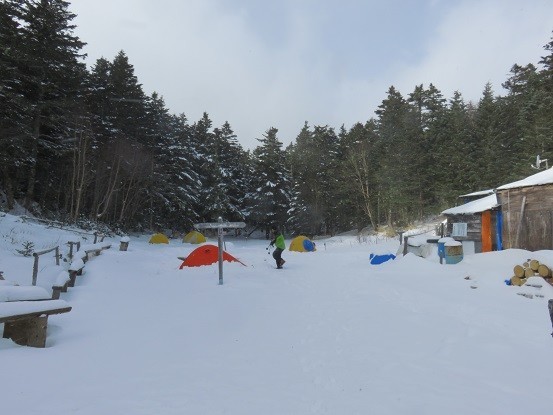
[510,259,552,286]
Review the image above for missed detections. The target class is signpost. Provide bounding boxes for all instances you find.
[194,217,246,285]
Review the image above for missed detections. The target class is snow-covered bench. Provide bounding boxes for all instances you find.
[77,241,112,262]
[0,286,71,348]
[50,242,111,299]
[51,257,87,299]
[51,270,74,300]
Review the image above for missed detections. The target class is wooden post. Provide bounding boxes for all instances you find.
[515,195,526,248]
[549,299,553,338]
[550,211,553,249]
[32,253,39,286]
[403,236,409,256]
[218,218,224,285]
[31,246,60,285]
[67,241,79,260]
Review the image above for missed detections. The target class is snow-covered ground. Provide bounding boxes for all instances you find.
[1,212,553,415]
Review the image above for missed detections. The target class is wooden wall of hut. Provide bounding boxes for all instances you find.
[497,185,553,251]
[444,213,493,253]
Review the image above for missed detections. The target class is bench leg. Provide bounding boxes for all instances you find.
[3,316,48,348]
[52,287,62,299]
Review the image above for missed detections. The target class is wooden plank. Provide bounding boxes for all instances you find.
[3,315,49,347]
[0,306,71,323]
[515,195,527,248]
[0,300,71,322]
[481,211,492,252]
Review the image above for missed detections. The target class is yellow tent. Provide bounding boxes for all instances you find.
[183,230,207,244]
[289,235,316,252]
[149,233,169,244]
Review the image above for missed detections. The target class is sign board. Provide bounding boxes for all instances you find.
[193,218,246,285]
[195,221,246,230]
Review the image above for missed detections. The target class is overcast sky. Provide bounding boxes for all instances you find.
[69,0,553,150]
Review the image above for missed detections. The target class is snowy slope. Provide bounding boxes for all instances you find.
[1,213,552,415]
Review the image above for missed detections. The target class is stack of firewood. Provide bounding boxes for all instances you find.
[510,259,552,286]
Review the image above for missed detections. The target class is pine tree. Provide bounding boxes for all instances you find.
[433,91,474,206]
[336,121,380,231]
[88,51,149,225]
[0,0,30,209]
[159,113,201,230]
[536,33,553,159]
[248,127,291,234]
[19,0,87,209]
[192,112,220,221]
[215,122,251,221]
[473,83,502,188]
[375,86,415,227]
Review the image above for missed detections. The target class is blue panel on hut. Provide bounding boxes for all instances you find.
[496,210,503,251]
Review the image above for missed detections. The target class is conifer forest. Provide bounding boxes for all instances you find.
[1,1,553,236]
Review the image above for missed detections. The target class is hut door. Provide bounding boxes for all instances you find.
[481,211,492,252]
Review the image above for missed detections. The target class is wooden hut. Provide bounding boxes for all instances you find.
[441,193,500,253]
[496,167,553,251]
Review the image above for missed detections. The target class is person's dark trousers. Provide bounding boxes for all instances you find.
[272,248,284,268]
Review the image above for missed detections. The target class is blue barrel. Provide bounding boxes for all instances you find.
[444,241,463,264]
[438,237,453,260]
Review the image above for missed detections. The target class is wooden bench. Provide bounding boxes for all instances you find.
[1,286,71,348]
[77,241,112,263]
[51,242,110,299]
[51,271,71,300]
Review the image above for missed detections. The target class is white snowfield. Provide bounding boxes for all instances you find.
[1,213,553,414]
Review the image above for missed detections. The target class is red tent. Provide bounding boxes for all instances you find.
[179,244,246,268]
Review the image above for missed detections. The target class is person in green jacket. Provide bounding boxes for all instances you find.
[269,225,286,269]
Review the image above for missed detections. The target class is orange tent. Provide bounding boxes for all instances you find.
[179,244,246,268]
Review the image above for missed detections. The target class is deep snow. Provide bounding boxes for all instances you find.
[1,212,553,415]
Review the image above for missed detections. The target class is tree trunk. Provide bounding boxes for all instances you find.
[2,165,15,210]
[25,110,42,209]
[95,156,121,219]
[70,129,89,222]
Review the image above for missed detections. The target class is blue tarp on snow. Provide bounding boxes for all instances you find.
[369,253,396,265]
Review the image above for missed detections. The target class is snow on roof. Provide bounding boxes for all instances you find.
[496,167,553,190]
[441,194,498,215]
[458,189,494,198]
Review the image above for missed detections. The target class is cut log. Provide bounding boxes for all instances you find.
[523,261,529,268]
[524,267,535,278]
[529,259,540,271]
[538,264,551,278]
[510,276,525,286]
[513,265,525,278]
